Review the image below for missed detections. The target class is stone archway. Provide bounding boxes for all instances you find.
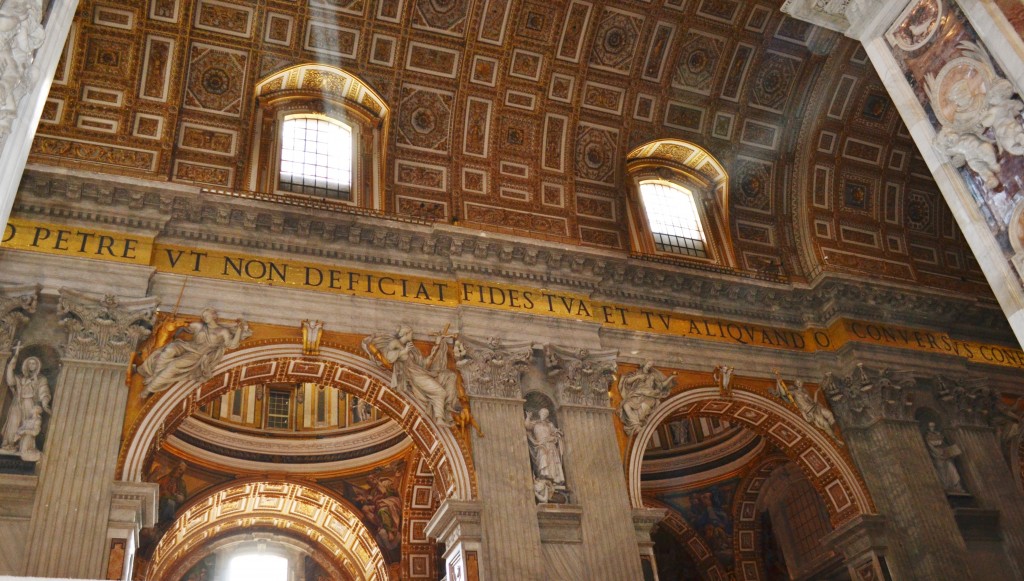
[645,497,728,581]
[627,387,874,526]
[149,479,387,581]
[119,341,476,501]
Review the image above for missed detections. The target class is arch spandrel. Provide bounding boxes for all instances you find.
[119,340,476,501]
[626,385,875,527]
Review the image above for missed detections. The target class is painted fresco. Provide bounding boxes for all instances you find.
[659,478,740,568]
[335,460,406,564]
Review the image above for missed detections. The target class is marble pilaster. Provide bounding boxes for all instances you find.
[22,289,155,578]
[950,423,1024,578]
[841,418,971,580]
[424,499,484,581]
[455,337,544,580]
[822,514,892,581]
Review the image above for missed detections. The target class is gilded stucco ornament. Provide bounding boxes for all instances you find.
[617,361,675,435]
[0,0,44,152]
[137,307,250,397]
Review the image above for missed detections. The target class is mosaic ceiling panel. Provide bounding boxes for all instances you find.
[31,0,989,294]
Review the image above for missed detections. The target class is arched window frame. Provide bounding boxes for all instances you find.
[246,65,389,211]
[625,140,736,268]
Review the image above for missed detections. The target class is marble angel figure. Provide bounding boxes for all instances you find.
[618,361,676,435]
[1,343,50,459]
[363,326,459,426]
[773,371,841,443]
[137,308,252,397]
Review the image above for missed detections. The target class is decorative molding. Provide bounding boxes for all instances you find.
[57,288,157,364]
[0,283,38,352]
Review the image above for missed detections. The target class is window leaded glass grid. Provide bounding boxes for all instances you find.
[267,390,291,429]
[639,181,708,258]
[278,116,352,199]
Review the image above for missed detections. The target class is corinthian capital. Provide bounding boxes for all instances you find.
[57,288,158,364]
[545,345,618,408]
[454,336,532,399]
[0,283,39,352]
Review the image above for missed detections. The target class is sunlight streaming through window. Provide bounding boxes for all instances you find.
[639,181,708,258]
[228,554,288,581]
[279,115,352,199]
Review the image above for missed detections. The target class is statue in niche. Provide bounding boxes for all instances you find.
[363,326,459,426]
[924,422,967,494]
[773,371,842,443]
[1,343,51,461]
[524,407,567,503]
[618,361,676,435]
[137,308,252,398]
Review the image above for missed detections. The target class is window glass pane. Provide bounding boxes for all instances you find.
[267,390,290,429]
[229,554,288,581]
[278,115,352,200]
[639,181,708,258]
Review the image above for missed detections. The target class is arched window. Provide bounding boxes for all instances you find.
[626,140,736,267]
[247,65,389,210]
[278,114,353,199]
[639,180,708,258]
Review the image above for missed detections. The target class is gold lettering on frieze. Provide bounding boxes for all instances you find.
[3,219,1023,369]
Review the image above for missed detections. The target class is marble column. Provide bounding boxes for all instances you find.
[22,288,156,578]
[0,0,81,234]
[951,422,1024,578]
[547,346,644,581]
[841,418,971,580]
[454,337,544,580]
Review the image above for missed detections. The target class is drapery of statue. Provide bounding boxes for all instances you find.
[0,343,50,461]
[136,308,252,397]
[363,326,460,426]
[617,361,676,435]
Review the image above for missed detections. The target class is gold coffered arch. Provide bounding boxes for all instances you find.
[626,386,874,527]
[149,479,386,581]
[119,341,476,501]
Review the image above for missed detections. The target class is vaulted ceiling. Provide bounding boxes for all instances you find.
[31,0,991,297]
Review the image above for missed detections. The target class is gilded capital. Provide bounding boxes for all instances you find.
[57,288,158,365]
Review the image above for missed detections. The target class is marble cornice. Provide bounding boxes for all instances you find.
[11,169,1013,344]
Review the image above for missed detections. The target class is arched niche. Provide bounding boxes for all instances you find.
[119,342,475,502]
[245,64,390,210]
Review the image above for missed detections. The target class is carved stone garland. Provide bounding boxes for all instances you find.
[454,336,532,399]
[0,283,39,352]
[544,345,617,408]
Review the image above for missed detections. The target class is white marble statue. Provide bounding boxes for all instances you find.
[363,326,459,426]
[924,422,966,494]
[774,372,841,443]
[618,361,676,435]
[1,343,50,461]
[524,408,566,502]
[137,308,252,397]
[0,0,44,147]
[982,79,1024,156]
[936,127,1001,189]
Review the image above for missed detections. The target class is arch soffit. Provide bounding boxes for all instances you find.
[730,453,790,581]
[119,342,475,501]
[150,479,385,581]
[255,63,390,122]
[646,497,728,581]
[627,387,874,526]
[626,139,729,209]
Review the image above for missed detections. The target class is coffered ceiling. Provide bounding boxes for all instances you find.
[30,0,991,297]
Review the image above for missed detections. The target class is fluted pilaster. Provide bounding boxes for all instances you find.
[22,289,155,578]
